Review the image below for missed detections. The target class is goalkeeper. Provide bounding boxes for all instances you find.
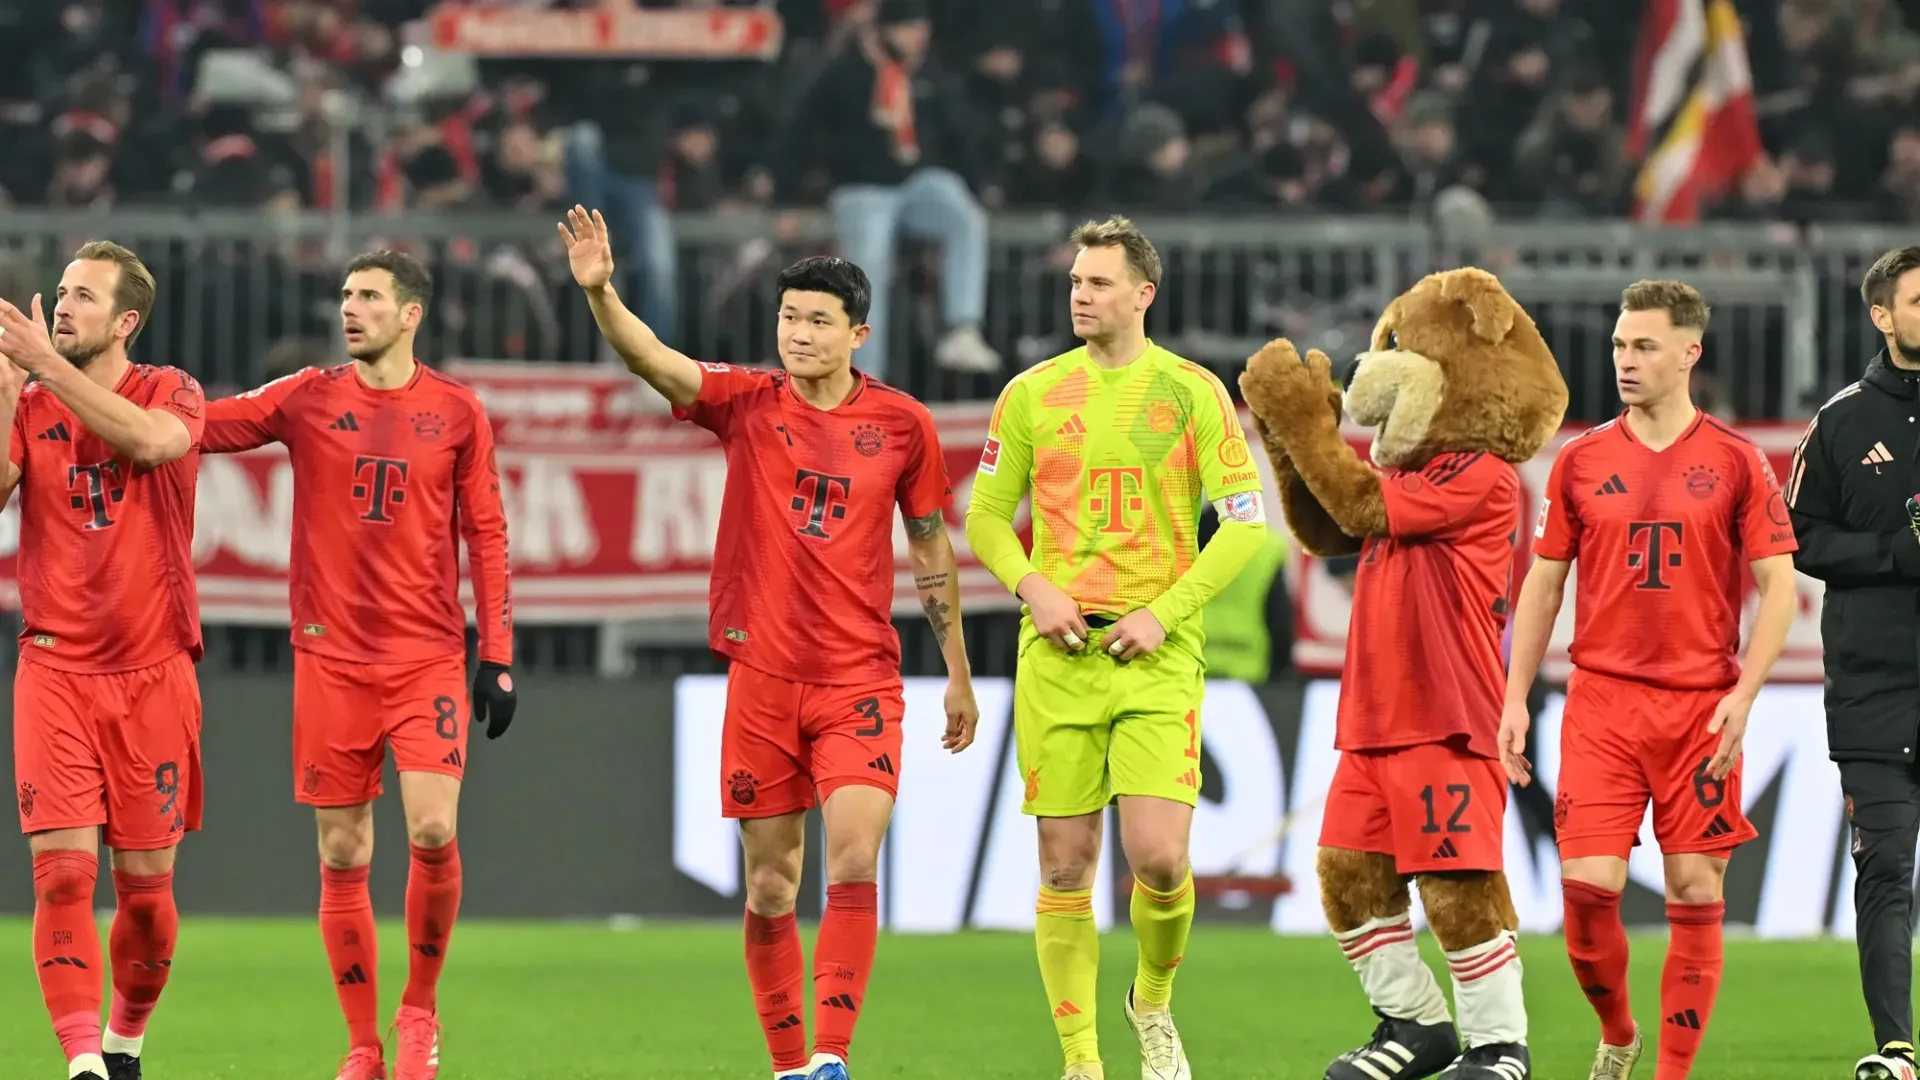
[965,216,1268,1080]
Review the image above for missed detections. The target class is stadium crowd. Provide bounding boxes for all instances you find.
[0,0,1916,398]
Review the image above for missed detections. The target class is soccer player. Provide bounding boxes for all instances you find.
[198,250,516,1080]
[559,206,980,1080]
[0,242,204,1080]
[966,216,1269,1080]
[1498,280,1798,1080]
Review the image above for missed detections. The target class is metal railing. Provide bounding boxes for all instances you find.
[0,209,1906,674]
[0,209,1903,417]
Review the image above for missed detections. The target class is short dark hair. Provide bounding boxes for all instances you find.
[344,249,434,310]
[775,256,871,324]
[73,240,157,345]
[1862,246,1920,311]
[1620,278,1710,333]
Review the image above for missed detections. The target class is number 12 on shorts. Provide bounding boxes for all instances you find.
[1418,783,1472,834]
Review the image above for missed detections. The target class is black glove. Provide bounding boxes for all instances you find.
[1908,496,1920,538]
[472,662,516,739]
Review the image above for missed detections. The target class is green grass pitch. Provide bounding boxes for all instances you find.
[0,919,1876,1077]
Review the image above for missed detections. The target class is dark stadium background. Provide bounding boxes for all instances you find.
[0,3,1913,1075]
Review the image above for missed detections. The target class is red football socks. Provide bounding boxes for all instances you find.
[1657,900,1725,1079]
[401,841,463,1012]
[319,864,381,1049]
[108,870,178,1039]
[744,908,809,1072]
[813,881,878,1062]
[1562,879,1636,1046]
[34,850,103,1062]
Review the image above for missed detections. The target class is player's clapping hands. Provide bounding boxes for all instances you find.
[1019,574,1090,651]
[0,295,62,375]
[558,205,614,290]
[1497,699,1533,786]
[942,677,978,752]
[1104,608,1166,661]
[1704,689,1752,779]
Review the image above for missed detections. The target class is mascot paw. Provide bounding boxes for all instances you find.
[1327,1017,1459,1080]
[1436,1043,1530,1080]
[1241,339,1343,437]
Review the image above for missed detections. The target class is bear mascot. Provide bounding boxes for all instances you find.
[1240,268,1567,1080]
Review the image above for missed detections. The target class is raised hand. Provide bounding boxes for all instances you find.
[558,205,615,290]
[0,295,62,375]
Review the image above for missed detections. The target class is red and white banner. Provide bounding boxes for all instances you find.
[0,361,1826,680]
[425,4,783,59]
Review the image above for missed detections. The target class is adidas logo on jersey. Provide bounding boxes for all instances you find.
[1864,441,1894,466]
[1594,474,1628,496]
[329,412,360,431]
[1055,414,1087,436]
[36,423,70,442]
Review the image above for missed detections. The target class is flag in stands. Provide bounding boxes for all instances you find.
[1627,0,1763,223]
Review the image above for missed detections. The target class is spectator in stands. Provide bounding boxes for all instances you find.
[1379,91,1479,211]
[771,0,1001,378]
[483,117,566,212]
[563,61,682,347]
[1006,119,1094,211]
[1513,63,1629,217]
[1109,102,1206,209]
[1880,119,1920,221]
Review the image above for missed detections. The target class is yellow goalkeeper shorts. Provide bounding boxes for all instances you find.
[1012,619,1206,817]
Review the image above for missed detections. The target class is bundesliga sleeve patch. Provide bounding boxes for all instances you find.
[1225,491,1260,522]
[1534,497,1551,538]
[978,436,1001,475]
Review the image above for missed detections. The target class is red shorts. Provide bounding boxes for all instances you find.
[720,663,904,819]
[1555,669,1757,860]
[13,652,203,850]
[1318,741,1508,873]
[293,650,469,807]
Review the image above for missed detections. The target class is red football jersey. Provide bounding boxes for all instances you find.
[1535,411,1797,691]
[8,365,206,672]
[673,364,952,685]
[201,363,512,667]
[1341,452,1521,757]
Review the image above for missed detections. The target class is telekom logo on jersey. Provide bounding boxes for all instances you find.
[673,677,1855,939]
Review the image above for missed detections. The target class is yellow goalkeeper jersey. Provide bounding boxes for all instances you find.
[968,342,1263,623]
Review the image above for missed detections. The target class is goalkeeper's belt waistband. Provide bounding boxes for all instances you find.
[1084,613,1118,628]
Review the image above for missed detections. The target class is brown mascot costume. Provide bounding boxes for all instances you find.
[1240,268,1567,1080]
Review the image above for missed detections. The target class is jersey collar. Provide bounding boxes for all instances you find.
[781,369,866,411]
[1615,407,1704,446]
[349,359,425,393]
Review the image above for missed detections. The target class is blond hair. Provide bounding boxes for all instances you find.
[1068,215,1162,286]
[1620,278,1710,333]
[73,240,157,346]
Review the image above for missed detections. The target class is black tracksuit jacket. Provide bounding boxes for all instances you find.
[1788,352,1920,763]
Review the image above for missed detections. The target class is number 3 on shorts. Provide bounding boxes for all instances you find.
[852,697,884,737]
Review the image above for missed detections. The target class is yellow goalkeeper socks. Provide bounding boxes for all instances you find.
[1130,870,1194,1009]
[1035,886,1101,1067]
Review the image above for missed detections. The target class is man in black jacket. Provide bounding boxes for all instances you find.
[1787,244,1920,1080]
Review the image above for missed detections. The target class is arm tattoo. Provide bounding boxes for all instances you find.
[914,571,950,591]
[921,593,952,647]
[905,509,946,540]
